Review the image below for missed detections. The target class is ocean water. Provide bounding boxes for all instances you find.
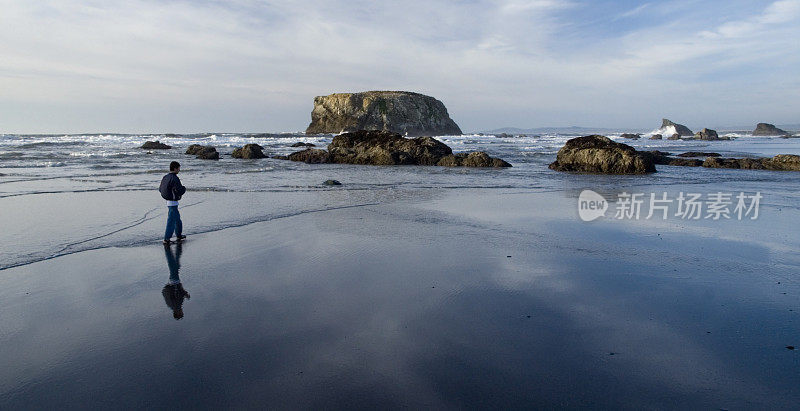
[1,131,799,270]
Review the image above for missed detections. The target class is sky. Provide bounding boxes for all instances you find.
[0,0,798,133]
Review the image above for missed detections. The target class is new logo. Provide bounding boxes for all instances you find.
[578,190,608,221]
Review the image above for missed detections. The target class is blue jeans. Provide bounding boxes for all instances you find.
[164,206,183,241]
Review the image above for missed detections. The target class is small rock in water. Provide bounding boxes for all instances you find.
[437,151,512,167]
[323,179,341,186]
[186,144,219,160]
[787,346,795,350]
[141,140,172,149]
[753,123,789,136]
[694,128,721,141]
[231,144,266,159]
[291,142,316,147]
[287,148,331,164]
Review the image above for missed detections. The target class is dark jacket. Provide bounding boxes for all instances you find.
[159,173,186,202]
[162,283,190,311]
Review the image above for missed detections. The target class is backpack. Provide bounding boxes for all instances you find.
[159,174,182,201]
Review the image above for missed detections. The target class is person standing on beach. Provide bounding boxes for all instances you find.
[159,161,186,244]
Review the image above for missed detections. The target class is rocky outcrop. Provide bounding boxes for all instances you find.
[638,151,705,167]
[649,134,663,140]
[667,133,681,140]
[185,144,206,155]
[631,151,800,170]
[694,128,727,140]
[768,154,800,170]
[285,130,510,167]
[549,135,656,174]
[291,142,316,147]
[287,148,331,164]
[327,130,452,165]
[231,144,266,159]
[702,157,765,170]
[677,152,720,158]
[141,141,172,149]
[323,180,342,186]
[753,123,789,136]
[620,133,641,139]
[305,91,462,136]
[668,158,704,167]
[661,119,693,136]
[638,150,671,164]
[436,152,512,167]
[186,144,219,160]
[702,154,800,171]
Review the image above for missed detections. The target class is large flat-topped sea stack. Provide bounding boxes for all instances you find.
[305,91,463,136]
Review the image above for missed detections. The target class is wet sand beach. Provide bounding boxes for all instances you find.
[1,189,798,409]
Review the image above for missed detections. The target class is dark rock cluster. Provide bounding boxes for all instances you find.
[287,148,331,164]
[694,128,729,141]
[186,144,219,160]
[231,144,267,159]
[703,154,800,171]
[283,130,510,168]
[549,135,800,174]
[548,135,656,174]
[141,141,172,149]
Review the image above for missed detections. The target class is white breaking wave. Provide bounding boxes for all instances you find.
[651,125,678,137]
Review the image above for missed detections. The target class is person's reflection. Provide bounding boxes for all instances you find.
[162,242,190,320]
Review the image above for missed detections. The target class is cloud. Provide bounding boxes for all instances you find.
[614,2,650,20]
[0,0,797,132]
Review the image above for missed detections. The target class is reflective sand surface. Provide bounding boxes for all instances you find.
[1,190,798,409]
